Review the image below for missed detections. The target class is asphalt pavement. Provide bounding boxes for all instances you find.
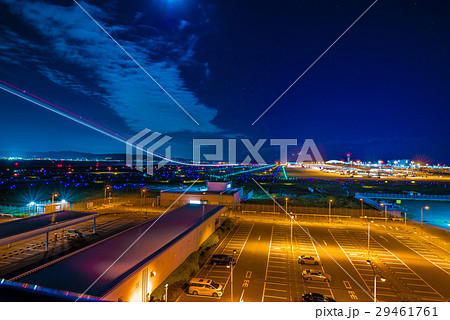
[178,218,450,302]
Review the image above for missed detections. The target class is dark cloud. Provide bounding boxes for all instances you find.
[0,0,221,134]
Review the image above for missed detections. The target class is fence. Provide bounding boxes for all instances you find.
[70,197,122,211]
[358,192,450,201]
[0,205,29,216]
[236,209,353,224]
[237,203,383,218]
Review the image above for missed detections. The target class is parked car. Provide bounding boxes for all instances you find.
[302,269,331,282]
[298,255,320,265]
[302,292,336,302]
[66,229,83,239]
[210,254,236,266]
[188,278,223,297]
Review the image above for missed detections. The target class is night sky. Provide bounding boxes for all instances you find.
[0,0,449,163]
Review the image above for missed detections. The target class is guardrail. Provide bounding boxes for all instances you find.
[356,192,450,200]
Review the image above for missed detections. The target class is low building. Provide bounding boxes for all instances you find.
[10,204,226,302]
[160,181,243,208]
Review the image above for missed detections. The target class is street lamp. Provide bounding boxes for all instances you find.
[285,197,288,214]
[290,214,294,253]
[360,198,364,217]
[165,283,168,302]
[141,188,147,214]
[328,199,333,223]
[367,259,386,302]
[28,202,35,215]
[229,249,237,302]
[421,206,430,229]
[51,193,58,203]
[367,218,373,255]
[272,194,276,214]
[104,186,110,204]
[380,203,387,225]
[404,211,407,228]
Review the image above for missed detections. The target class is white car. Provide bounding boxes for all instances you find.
[298,255,320,265]
[302,269,331,282]
[188,278,223,297]
[66,229,83,239]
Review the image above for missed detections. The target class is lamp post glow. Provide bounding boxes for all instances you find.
[230,249,237,302]
[165,283,168,302]
[367,259,385,302]
[360,198,364,217]
[380,203,387,225]
[367,218,373,256]
[404,211,407,228]
[272,194,276,214]
[328,199,333,223]
[28,202,35,215]
[141,188,147,214]
[285,197,288,214]
[104,186,110,204]
[51,193,58,204]
[421,206,430,228]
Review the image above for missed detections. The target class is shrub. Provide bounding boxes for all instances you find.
[150,218,235,301]
[150,251,199,301]
[200,233,219,250]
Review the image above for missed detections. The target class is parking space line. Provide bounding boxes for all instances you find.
[264,288,287,293]
[264,295,287,300]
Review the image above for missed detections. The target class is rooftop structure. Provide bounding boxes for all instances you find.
[160,181,243,208]
[12,204,225,301]
[0,210,98,250]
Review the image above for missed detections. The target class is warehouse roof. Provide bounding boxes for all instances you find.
[14,204,225,298]
[0,211,97,247]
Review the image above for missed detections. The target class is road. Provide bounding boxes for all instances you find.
[178,218,450,302]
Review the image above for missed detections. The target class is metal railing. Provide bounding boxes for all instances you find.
[357,192,450,200]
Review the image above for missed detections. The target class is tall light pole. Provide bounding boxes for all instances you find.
[165,283,168,302]
[28,202,35,215]
[328,199,333,223]
[360,198,364,217]
[229,249,237,302]
[290,215,294,254]
[367,259,385,302]
[285,197,288,214]
[51,193,58,204]
[141,188,146,214]
[421,206,429,229]
[272,194,276,214]
[404,211,407,228]
[367,218,373,256]
[380,203,387,225]
[104,186,110,204]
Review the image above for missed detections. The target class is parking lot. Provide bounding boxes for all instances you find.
[261,225,293,301]
[177,218,450,302]
[329,228,401,301]
[178,223,254,302]
[294,226,334,301]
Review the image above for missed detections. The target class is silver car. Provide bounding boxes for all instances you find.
[298,255,320,265]
[302,269,331,282]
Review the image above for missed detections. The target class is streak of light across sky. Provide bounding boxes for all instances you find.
[0,79,229,167]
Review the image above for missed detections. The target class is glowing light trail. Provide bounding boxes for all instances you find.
[0,79,221,167]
